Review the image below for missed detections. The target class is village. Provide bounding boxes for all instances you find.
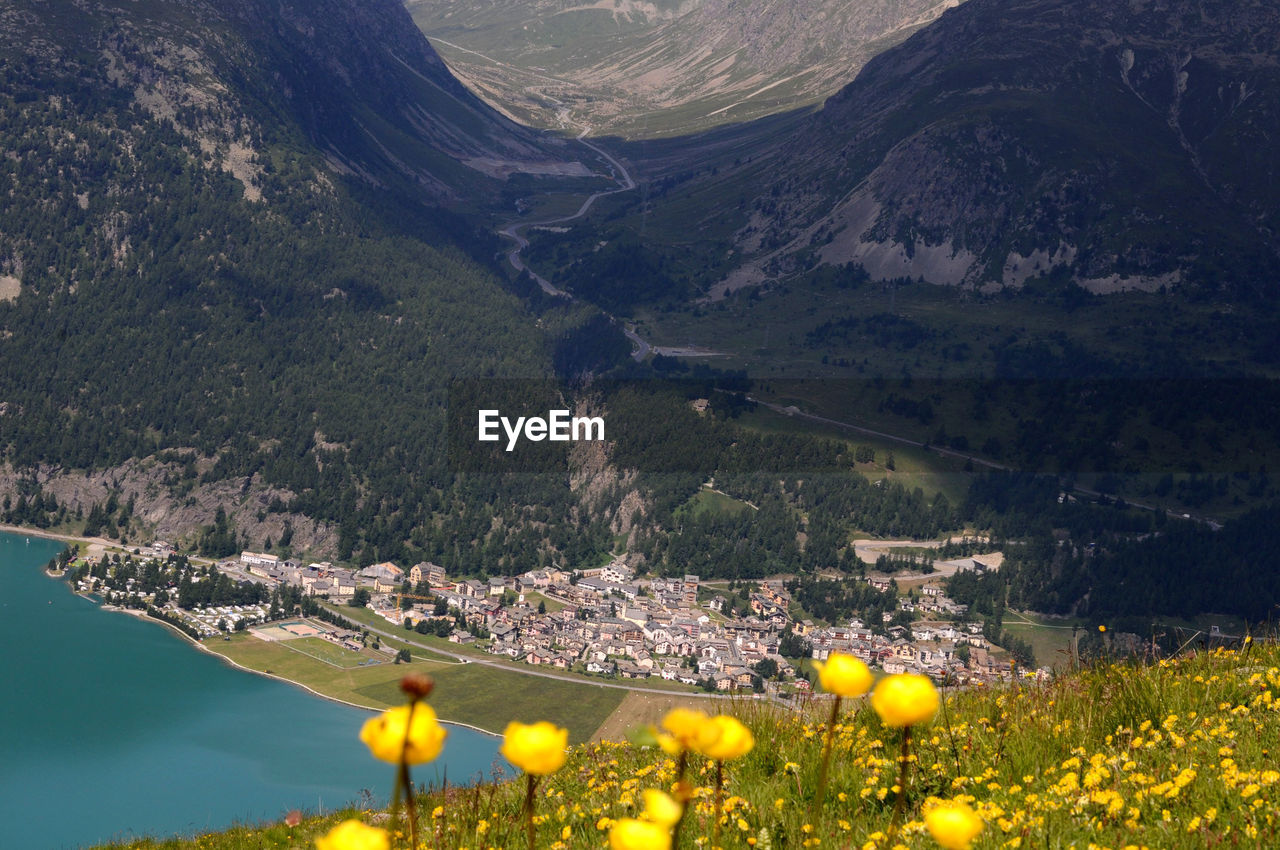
[69,537,1034,690]
[217,546,1035,691]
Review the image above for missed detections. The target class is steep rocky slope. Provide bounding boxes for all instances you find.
[0,0,580,556]
[722,0,1280,293]
[0,0,584,203]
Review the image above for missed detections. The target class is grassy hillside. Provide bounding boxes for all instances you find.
[98,639,1280,848]
[406,0,957,137]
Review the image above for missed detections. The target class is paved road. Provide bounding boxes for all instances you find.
[746,395,1013,472]
[497,127,708,363]
[499,126,635,297]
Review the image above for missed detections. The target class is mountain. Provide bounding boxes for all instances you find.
[406,0,962,136]
[0,0,587,203]
[0,0,601,559]
[704,0,1280,294]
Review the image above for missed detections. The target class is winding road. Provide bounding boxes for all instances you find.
[498,127,723,361]
[499,126,634,301]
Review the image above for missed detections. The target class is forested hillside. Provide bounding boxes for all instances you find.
[0,0,979,575]
[2,0,1277,630]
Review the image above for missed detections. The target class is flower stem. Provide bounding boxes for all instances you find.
[713,760,724,849]
[886,726,912,843]
[523,773,538,850]
[940,675,962,778]
[810,694,842,819]
[671,752,690,848]
[397,700,421,850]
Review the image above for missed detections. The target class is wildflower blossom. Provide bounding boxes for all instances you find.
[693,715,755,761]
[660,708,711,753]
[359,703,446,765]
[608,818,671,850]
[922,799,983,848]
[815,652,873,698]
[642,789,683,827]
[315,820,390,850]
[872,674,940,728]
[502,721,569,775]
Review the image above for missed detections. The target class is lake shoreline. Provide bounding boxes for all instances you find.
[2,528,506,849]
[30,540,502,738]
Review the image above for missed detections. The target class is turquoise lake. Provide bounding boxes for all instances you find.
[0,531,503,849]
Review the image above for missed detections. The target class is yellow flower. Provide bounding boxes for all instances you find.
[815,652,873,698]
[359,704,447,765]
[501,721,569,775]
[924,801,983,850]
[315,820,390,850]
[871,674,939,727]
[654,731,682,756]
[608,818,671,850]
[693,715,755,761]
[1098,625,1107,633]
[642,789,683,827]
[661,708,710,752]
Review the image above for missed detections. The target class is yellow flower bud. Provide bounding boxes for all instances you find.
[660,708,710,753]
[501,720,569,775]
[925,801,984,850]
[693,715,754,761]
[642,789,683,827]
[815,652,873,698]
[609,818,671,850]
[315,819,390,850]
[359,704,446,765]
[871,674,939,728]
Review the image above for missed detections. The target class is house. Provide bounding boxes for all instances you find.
[577,577,612,597]
[620,606,648,626]
[617,661,649,679]
[408,562,444,587]
[524,648,553,665]
[601,562,634,583]
[683,575,700,606]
